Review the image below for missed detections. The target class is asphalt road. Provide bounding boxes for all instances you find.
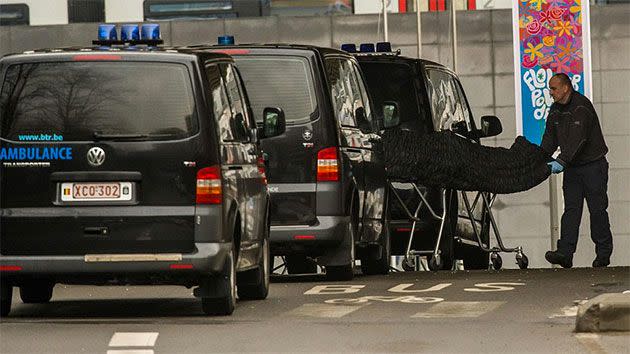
[1,267,629,353]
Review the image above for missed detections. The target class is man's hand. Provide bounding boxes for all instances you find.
[548,160,564,174]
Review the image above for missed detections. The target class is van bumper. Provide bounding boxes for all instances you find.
[0,242,231,281]
[269,216,349,256]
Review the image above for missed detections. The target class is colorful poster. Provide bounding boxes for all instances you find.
[512,0,592,145]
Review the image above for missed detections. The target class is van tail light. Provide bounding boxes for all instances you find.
[317,147,339,182]
[196,166,222,204]
[0,265,22,272]
[257,157,267,185]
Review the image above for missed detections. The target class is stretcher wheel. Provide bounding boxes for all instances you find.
[402,257,415,272]
[516,254,529,269]
[491,253,502,270]
[428,255,442,272]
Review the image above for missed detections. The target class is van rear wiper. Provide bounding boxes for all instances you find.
[93,132,149,141]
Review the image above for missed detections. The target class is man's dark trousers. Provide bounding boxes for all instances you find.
[559,158,613,262]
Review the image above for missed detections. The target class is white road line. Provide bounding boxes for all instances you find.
[286,303,369,318]
[549,300,588,318]
[109,332,159,347]
[107,351,154,354]
[412,301,505,318]
[549,305,579,318]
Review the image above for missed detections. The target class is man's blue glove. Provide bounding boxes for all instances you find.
[548,160,564,174]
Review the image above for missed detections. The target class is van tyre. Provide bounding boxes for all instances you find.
[202,248,236,316]
[238,238,270,300]
[1,280,12,317]
[286,255,317,274]
[19,282,54,304]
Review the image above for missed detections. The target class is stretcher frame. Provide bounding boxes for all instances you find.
[387,180,529,271]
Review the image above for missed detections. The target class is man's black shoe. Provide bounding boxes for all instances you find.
[592,259,610,268]
[545,250,573,268]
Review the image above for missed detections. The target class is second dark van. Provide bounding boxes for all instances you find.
[205,44,391,280]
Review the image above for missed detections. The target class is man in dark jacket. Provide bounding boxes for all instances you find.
[541,73,612,268]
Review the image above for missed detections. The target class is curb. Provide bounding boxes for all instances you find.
[575,293,630,332]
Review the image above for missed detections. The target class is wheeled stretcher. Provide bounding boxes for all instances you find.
[387,180,529,271]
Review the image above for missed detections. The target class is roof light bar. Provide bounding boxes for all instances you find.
[376,42,392,53]
[120,24,140,41]
[341,43,357,53]
[93,23,164,46]
[98,24,117,40]
[218,35,235,45]
[359,43,375,53]
[141,24,160,40]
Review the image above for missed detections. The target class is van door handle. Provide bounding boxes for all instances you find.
[346,148,362,153]
[228,166,243,171]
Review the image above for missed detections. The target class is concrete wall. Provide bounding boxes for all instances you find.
[0,6,628,268]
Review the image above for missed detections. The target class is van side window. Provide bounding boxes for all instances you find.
[205,64,237,142]
[453,78,474,131]
[426,69,467,131]
[325,58,362,128]
[219,63,249,142]
[351,63,373,127]
[232,66,256,133]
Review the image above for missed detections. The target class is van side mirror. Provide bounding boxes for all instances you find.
[260,107,286,138]
[479,115,502,138]
[382,101,400,129]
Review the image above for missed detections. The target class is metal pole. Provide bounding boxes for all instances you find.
[383,0,389,42]
[450,0,458,73]
[416,0,422,58]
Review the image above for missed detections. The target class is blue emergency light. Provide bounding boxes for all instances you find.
[341,43,357,53]
[141,24,160,40]
[359,43,375,53]
[98,24,117,40]
[120,24,140,41]
[376,42,392,52]
[218,35,235,45]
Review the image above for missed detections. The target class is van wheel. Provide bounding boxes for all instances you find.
[361,228,391,275]
[202,248,236,316]
[238,238,270,300]
[286,255,317,274]
[1,280,12,317]
[20,282,54,304]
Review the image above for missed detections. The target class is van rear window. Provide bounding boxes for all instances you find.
[234,56,317,125]
[0,61,197,141]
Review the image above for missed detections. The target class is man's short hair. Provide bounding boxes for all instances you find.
[552,73,572,89]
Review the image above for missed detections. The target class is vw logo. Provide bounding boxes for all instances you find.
[302,130,313,141]
[87,147,105,166]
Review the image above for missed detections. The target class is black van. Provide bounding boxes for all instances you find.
[355,49,503,271]
[0,45,282,316]
[202,44,390,280]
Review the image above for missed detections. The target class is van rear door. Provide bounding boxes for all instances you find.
[0,57,205,255]
[233,52,323,226]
